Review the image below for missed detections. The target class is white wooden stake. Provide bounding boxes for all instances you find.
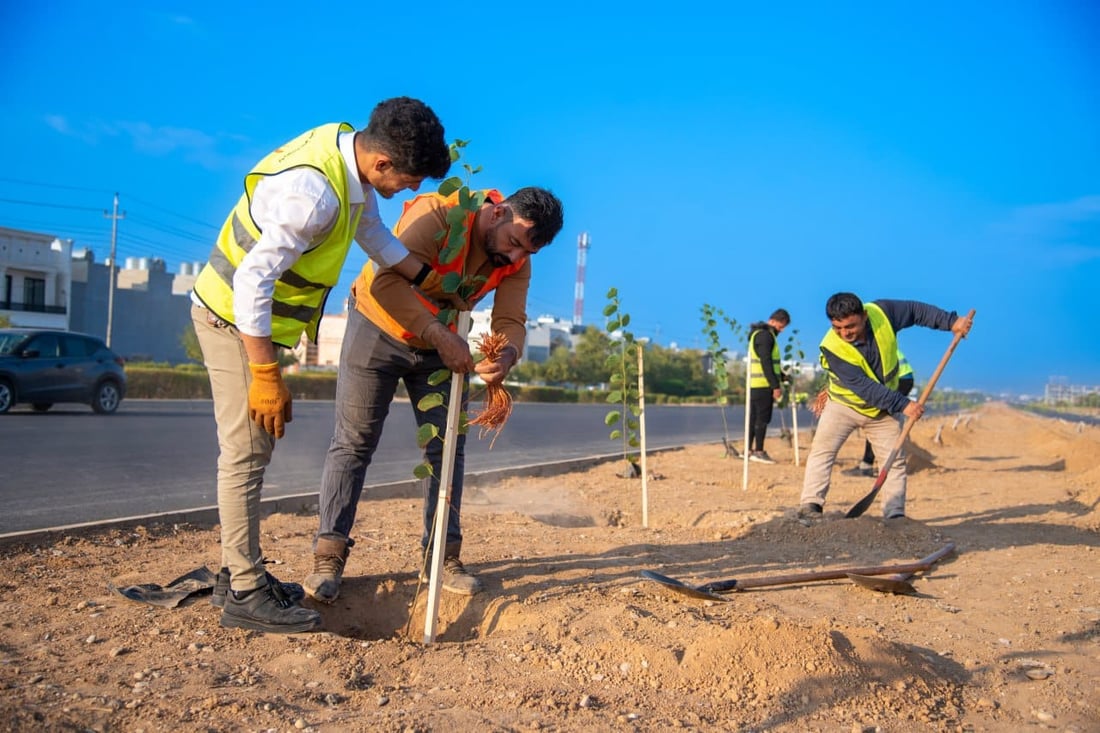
[637,343,648,528]
[742,353,751,491]
[791,399,801,467]
[423,311,471,645]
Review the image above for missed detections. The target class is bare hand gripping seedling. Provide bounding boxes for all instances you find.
[469,331,514,448]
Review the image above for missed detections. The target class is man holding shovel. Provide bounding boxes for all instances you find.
[798,293,971,520]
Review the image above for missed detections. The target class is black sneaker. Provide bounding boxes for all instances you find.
[220,580,320,634]
[211,567,305,608]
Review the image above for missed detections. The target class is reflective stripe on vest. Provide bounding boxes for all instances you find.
[193,122,358,347]
[820,302,899,417]
[749,328,781,389]
[897,349,913,379]
[355,189,525,343]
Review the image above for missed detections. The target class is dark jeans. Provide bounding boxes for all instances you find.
[748,387,775,451]
[316,307,467,549]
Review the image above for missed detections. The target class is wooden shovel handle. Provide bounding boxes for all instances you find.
[702,543,955,593]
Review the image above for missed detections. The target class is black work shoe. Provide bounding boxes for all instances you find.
[798,502,823,518]
[211,567,305,609]
[219,581,320,634]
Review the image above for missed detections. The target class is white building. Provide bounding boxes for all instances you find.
[0,226,73,330]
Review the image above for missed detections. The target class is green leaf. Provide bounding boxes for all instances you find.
[628,437,640,448]
[416,423,439,448]
[606,287,618,298]
[459,186,472,209]
[442,272,464,293]
[417,393,445,411]
[609,429,622,440]
[718,396,728,406]
[605,410,621,425]
[619,314,630,327]
[604,354,619,370]
[607,318,621,332]
[428,369,451,386]
[602,304,617,317]
[607,389,623,403]
[413,462,434,479]
[446,206,468,226]
[438,177,463,196]
[470,190,487,207]
[609,372,623,384]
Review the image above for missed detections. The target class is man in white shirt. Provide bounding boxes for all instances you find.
[190,97,450,634]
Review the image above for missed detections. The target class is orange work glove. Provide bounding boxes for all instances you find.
[248,362,292,439]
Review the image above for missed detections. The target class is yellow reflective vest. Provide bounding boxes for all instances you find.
[193,122,358,347]
[820,302,899,417]
[749,328,781,389]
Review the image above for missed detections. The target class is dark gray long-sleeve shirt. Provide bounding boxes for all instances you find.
[820,299,957,415]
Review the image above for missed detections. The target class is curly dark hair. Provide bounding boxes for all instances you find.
[504,187,565,249]
[360,97,450,179]
[825,292,865,321]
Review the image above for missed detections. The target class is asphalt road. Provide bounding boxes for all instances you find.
[0,399,815,535]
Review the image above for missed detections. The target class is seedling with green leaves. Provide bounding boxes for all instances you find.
[701,304,739,456]
[410,140,488,479]
[603,287,641,477]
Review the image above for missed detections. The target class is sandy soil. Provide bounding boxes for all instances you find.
[1,402,1097,732]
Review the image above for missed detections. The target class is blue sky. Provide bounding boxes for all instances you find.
[2,2,1097,397]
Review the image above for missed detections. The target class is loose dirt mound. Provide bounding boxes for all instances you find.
[1,402,1097,731]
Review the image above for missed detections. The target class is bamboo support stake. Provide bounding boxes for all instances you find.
[423,311,471,645]
[791,400,801,467]
[742,353,752,491]
[637,343,648,528]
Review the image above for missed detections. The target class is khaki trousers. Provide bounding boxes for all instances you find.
[800,398,908,518]
[191,304,273,591]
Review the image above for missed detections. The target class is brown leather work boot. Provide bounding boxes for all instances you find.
[417,541,484,596]
[303,536,349,604]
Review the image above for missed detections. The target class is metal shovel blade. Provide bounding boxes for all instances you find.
[639,570,729,602]
[846,573,917,595]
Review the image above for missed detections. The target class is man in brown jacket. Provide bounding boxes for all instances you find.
[304,186,563,602]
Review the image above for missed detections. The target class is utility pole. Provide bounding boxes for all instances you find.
[104,192,125,347]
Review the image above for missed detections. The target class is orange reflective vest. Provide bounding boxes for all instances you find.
[355,188,525,343]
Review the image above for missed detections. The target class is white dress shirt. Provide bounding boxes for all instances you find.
[198,130,409,338]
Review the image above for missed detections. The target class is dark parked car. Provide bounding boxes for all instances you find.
[0,328,127,414]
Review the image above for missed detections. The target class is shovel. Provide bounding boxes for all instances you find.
[846,571,918,595]
[641,542,955,601]
[845,309,975,519]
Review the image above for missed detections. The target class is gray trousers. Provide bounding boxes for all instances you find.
[800,398,908,517]
[315,306,468,551]
[191,304,273,591]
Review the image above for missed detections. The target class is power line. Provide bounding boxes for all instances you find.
[123,194,220,231]
[0,177,113,195]
[0,197,101,212]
